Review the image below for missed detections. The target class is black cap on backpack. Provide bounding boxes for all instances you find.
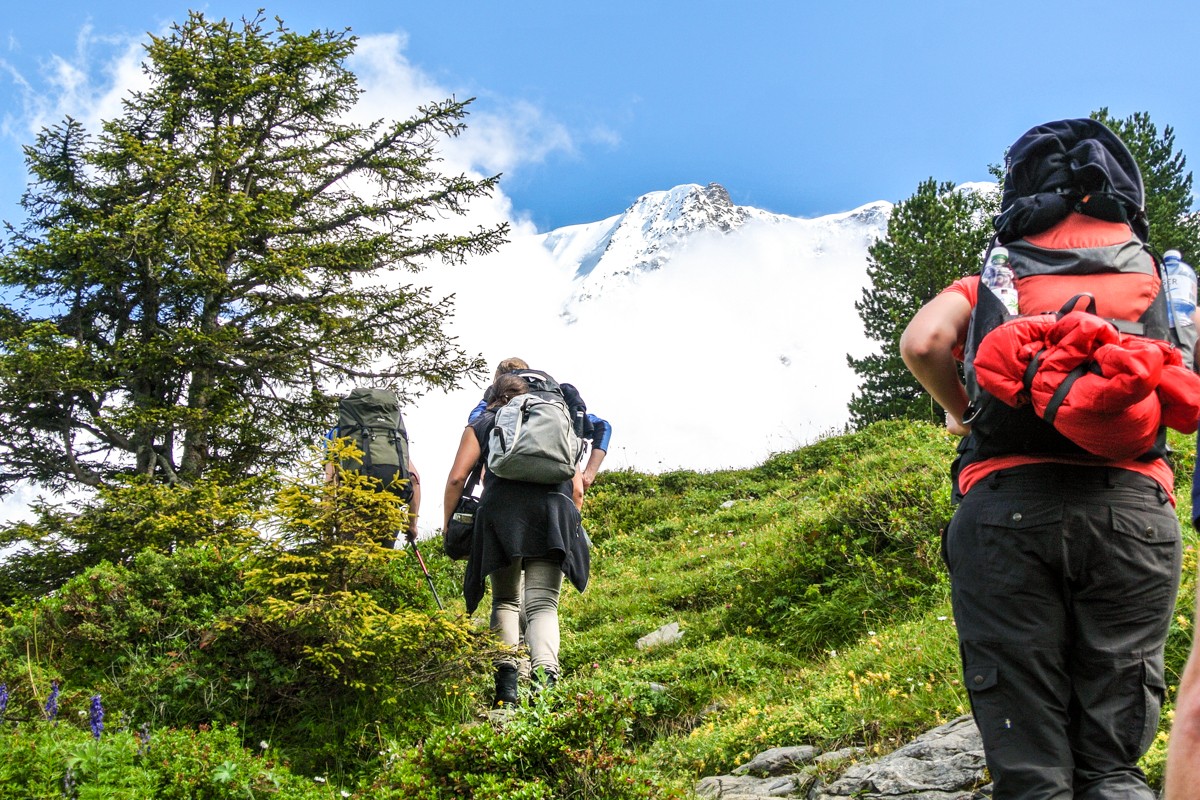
[994,118,1147,244]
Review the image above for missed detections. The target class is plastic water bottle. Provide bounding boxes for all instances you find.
[1164,249,1197,328]
[982,246,1019,316]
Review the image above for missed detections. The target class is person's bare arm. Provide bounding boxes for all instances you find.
[571,469,584,511]
[1166,577,1200,799]
[899,290,973,435]
[581,447,606,491]
[443,429,481,531]
[404,459,421,542]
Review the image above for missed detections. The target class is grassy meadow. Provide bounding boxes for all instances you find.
[0,419,1195,798]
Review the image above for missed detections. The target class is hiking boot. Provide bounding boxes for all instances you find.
[491,665,519,709]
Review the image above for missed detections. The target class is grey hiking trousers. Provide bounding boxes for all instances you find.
[490,557,563,678]
[944,464,1180,800]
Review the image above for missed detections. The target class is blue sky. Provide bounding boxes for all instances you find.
[2,1,1199,232]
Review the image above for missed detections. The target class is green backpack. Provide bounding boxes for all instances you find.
[335,388,413,501]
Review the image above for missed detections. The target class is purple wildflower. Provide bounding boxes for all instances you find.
[89,694,104,739]
[44,680,60,724]
[0,683,7,720]
[137,722,152,756]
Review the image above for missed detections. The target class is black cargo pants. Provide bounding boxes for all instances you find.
[944,464,1181,800]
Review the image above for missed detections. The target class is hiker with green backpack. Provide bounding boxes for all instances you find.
[443,372,590,708]
[901,118,1200,799]
[327,388,421,545]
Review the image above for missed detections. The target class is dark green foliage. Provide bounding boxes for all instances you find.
[725,421,955,654]
[0,460,493,777]
[0,11,500,495]
[568,421,958,701]
[847,179,996,427]
[756,426,879,477]
[0,722,332,799]
[583,468,777,546]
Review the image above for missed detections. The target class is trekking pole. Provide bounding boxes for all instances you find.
[408,538,444,610]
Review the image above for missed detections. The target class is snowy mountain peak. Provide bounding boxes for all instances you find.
[545,182,788,314]
[540,183,892,321]
[623,182,764,238]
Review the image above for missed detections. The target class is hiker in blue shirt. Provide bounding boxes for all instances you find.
[467,357,612,490]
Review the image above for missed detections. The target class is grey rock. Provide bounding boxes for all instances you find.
[636,621,683,650]
[733,746,821,777]
[697,715,990,800]
[812,716,989,800]
[696,774,800,798]
[814,746,866,764]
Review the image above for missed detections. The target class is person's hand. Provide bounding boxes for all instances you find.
[945,411,970,437]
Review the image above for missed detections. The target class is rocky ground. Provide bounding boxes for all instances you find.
[695,714,991,800]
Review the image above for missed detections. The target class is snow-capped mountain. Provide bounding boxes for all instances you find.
[543,183,787,308]
[541,182,890,319]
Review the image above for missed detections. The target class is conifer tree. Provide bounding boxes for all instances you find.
[0,12,502,494]
[1092,108,1200,259]
[847,179,995,426]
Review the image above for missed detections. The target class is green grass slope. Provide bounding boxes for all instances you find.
[0,419,1194,797]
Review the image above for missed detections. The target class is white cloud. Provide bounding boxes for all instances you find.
[2,26,147,141]
[347,32,439,121]
[454,100,575,176]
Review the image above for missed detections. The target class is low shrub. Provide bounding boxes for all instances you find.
[366,688,688,799]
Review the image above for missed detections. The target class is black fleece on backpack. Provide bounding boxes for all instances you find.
[995,118,1147,244]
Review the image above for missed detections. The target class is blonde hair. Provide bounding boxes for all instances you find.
[494,357,529,380]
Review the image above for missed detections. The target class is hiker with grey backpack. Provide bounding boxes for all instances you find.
[442,371,590,709]
[466,356,613,491]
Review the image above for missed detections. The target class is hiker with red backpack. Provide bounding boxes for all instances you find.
[901,118,1200,799]
[443,372,590,708]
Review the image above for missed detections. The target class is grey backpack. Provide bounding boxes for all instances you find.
[487,394,580,484]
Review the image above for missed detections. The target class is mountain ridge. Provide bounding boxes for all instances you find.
[538,181,894,319]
